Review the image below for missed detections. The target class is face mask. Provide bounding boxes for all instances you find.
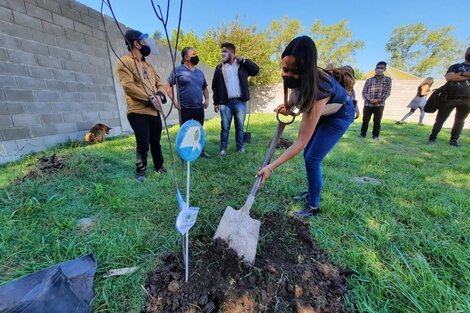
[375,68,384,75]
[190,55,199,65]
[139,45,151,57]
[222,52,230,63]
[283,76,300,89]
[465,55,470,62]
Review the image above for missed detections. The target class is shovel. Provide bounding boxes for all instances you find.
[214,114,294,263]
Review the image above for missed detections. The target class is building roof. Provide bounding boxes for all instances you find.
[364,66,421,80]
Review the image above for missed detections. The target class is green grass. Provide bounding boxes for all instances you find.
[1,114,469,312]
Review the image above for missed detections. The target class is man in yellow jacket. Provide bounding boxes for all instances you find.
[116,29,167,182]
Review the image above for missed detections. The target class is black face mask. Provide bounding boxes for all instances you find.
[465,55,470,62]
[190,55,199,65]
[139,45,151,57]
[283,76,300,89]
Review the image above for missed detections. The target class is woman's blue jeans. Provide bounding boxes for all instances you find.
[304,101,355,207]
[220,99,247,151]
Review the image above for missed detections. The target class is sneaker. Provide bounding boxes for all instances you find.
[237,148,245,153]
[357,134,366,138]
[428,138,436,145]
[135,174,145,183]
[293,204,320,218]
[293,191,309,201]
[200,151,210,158]
[418,123,424,126]
[372,136,380,142]
[219,149,226,156]
[395,121,404,125]
[155,166,167,174]
[449,139,461,147]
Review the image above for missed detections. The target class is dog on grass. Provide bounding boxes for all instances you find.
[84,123,112,144]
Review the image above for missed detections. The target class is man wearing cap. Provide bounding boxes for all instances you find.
[116,29,167,182]
[166,46,211,158]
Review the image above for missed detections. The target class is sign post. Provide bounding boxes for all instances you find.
[175,120,205,282]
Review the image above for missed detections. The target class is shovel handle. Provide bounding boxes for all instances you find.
[249,122,286,197]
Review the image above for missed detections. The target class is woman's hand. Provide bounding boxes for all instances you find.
[274,104,289,116]
[257,165,273,189]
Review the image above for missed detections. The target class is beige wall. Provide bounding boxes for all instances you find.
[250,79,464,130]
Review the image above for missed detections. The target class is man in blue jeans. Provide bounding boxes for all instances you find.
[212,42,259,155]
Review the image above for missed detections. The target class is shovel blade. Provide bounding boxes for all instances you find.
[213,205,260,264]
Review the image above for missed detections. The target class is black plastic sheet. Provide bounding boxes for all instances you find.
[0,254,96,313]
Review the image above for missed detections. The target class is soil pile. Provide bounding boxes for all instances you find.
[143,212,353,313]
[23,154,66,180]
[276,138,293,149]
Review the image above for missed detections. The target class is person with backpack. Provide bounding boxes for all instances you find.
[256,36,355,218]
[396,77,434,126]
[428,47,470,147]
[359,61,392,141]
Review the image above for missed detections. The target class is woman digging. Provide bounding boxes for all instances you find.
[257,36,355,218]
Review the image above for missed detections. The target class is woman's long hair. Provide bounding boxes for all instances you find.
[419,77,434,87]
[282,36,329,113]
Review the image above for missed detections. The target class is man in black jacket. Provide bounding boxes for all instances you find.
[428,47,470,147]
[212,42,259,155]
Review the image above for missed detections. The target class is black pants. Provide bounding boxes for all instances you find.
[180,107,205,126]
[361,106,385,137]
[430,98,470,141]
[127,113,163,175]
[180,107,206,152]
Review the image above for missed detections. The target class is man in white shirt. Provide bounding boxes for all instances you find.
[212,42,259,156]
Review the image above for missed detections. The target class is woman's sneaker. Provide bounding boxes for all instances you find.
[293,204,320,218]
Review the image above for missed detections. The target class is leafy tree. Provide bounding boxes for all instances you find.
[310,20,364,68]
[268,16,303,61]
[165,17,278,85]
[152,30,162,40]
[385,23,464,77]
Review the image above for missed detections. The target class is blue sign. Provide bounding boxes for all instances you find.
[176,120,205,161]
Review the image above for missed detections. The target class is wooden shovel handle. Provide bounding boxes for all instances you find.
[248,122,286,197]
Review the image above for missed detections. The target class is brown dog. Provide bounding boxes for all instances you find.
[84,123,112,144]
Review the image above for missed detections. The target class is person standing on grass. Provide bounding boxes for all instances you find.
[256,36,355,218]
[116,29,167,183]
[359,61,392,141]
[212,42,259,156]
[396,77,434,126]
[166,47,211,158]
[428,47,470,147]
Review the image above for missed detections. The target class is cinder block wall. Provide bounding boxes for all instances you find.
[0,0,215,164]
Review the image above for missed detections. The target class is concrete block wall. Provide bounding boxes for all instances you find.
[0,0,215,164]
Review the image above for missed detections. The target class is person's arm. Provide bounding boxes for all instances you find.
[446,71,470,82]
[236,57,259,76]
[165,82,179,109]
[379,77,392,102]
[257,97,330,187]
[203,87,209,109]
[212,67,220,113]
[116,62,149,101]
[362,79,371,101]
[153,69,165,94]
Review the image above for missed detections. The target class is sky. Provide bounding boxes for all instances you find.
[78,0,469,73]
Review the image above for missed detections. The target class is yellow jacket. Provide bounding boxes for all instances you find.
[116,53,165,116]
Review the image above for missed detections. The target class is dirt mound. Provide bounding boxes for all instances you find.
[23,154,66,180]
[276,137,293,149]
[143,212,353,313]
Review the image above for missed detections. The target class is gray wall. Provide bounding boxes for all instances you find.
[0,0,215,164]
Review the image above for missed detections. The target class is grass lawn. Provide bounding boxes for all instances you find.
[1,114,469,312]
